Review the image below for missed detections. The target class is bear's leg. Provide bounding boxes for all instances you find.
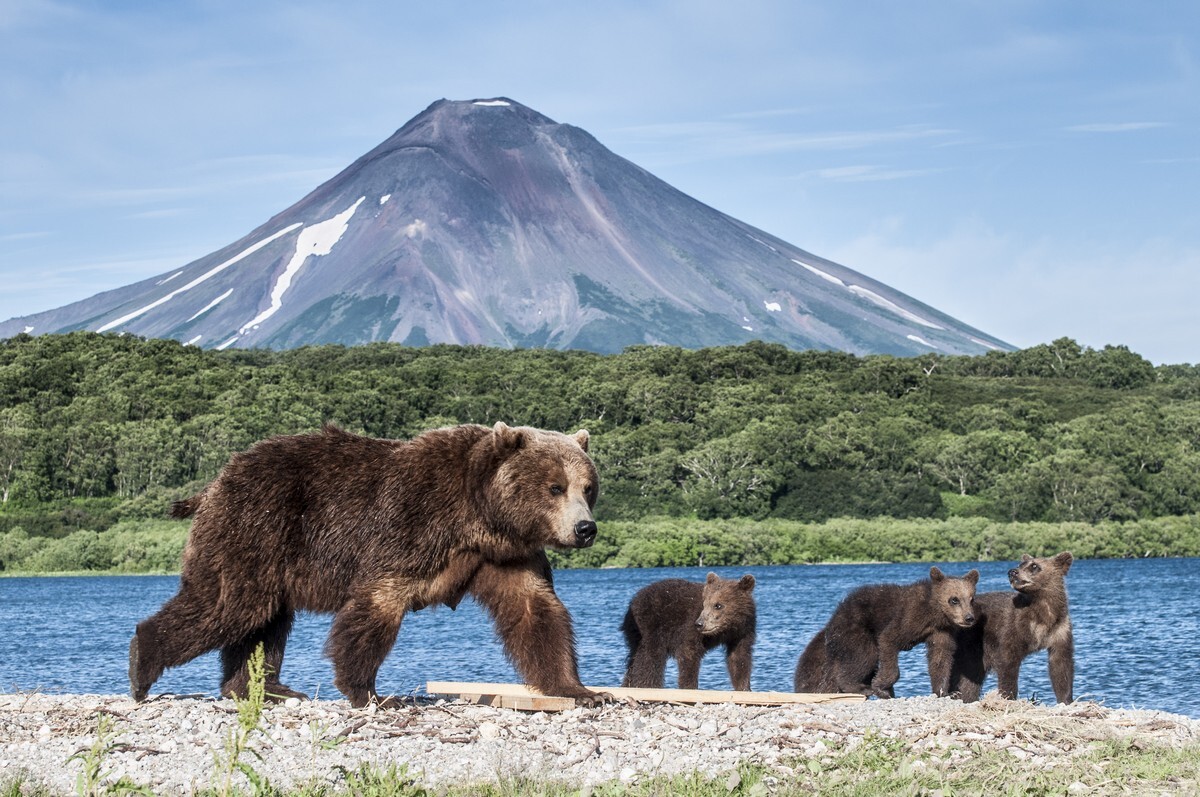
[130,581,243,701]
[326,597,404,709]
[624,637,669,688]
[994,659,1021,700]
[470,554,607,706]
[793,630,828,692]
[869,636,902,699]
[220,608,307,702]
[1047,639,1074,704]
[676,638,706,690]
[925,631,957,697]
[724,636,753,692]
[619,608,642,687]
[827,627,879,696]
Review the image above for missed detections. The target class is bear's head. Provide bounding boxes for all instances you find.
[483,421,599,550]
[929,566,979,628]
[695,572,756,637]
[1008,551,1073,595]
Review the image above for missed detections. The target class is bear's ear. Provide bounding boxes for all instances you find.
[492,421,526,455]
[1020,554,1033,564]
[965,569,980,586]
[929,566,945,582]
[573,429,590,452]
[705,572,719,584]
[738,574,756,591]
[1054,551,1074,572]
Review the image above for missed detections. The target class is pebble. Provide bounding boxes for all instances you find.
[0,692,1196,795]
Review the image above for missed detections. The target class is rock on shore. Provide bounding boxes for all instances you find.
[2,692,1197,794]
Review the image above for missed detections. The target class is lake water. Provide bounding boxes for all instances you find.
[1,558,1196,718]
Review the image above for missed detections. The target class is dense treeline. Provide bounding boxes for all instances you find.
[2,515,1197,575]
[1,332,1199,546]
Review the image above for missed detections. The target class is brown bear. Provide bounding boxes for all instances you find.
[620,572,756,691]
[929,551,1074,704]
[793,566,979,697]
[128,421,607,708]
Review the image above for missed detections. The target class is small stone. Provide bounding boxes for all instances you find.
[618,766,637,783]
[284,697,301,708]
[478,721,502,740]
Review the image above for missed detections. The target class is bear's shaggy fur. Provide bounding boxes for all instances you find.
[129,422,606,707]
[620,572,757,691]
[794,567,979,697]
[930,551,1074,704]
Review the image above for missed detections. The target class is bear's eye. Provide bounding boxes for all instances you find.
[949,597,960,606]
[1029,564,1041,574]
[714,603,723,610]
[549,484,565,496]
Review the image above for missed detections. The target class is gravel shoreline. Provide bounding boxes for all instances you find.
[2,692,1198,794]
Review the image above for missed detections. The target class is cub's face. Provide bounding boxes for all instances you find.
[1009,551,1073,594]
[489,422,599,550]
[695,572,756,636]
[929,566,979,628]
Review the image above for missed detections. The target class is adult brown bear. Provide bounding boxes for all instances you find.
[129,422,606,708]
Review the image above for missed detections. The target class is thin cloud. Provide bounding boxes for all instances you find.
[808,165,943,183]
[1065,122,1167,133]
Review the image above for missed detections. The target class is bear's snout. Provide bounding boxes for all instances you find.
[573,519,597,548]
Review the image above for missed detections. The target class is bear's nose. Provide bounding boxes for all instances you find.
[1008,568,1019,580]
[574,520,597,547]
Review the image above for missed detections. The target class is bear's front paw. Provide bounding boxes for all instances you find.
[573,689,614,707]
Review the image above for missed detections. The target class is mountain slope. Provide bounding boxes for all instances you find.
[0,98,1010,356]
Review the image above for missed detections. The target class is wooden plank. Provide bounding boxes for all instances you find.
[426,681,865,708]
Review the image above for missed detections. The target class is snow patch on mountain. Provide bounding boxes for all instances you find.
[907,334,937,349]
[157,271,183,285]
[474,100,511,107]
[848,285,942,330]
[237,197,365,337]
[796,260,846,287]
[96,223,302,333]
[764,301,782,312]
[187,289,233,322]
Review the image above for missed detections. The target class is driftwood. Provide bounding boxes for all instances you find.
[425,681,866,712]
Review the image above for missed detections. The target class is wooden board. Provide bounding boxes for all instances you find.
[426,681,866,711]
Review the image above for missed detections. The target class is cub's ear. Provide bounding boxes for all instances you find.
[965,569,980,586]
[1020,554,1033,564]
[705,572,719,584]
[492,421,526,455]
[738,574,756,591]
[929,566,945,582]
[573,429,590,452]
[1054,551,1074,572]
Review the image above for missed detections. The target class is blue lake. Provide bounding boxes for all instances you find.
[1,558,1196,718]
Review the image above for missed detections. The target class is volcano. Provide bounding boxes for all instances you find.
[0,98,1009,356]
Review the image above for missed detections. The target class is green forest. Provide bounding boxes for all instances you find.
[1,331,1198,572]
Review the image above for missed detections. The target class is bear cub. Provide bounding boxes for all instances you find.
[794,566,979,697]
[929,551,1074,704]
[621,572,757,691]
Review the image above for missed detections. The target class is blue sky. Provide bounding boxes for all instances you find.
[2,1,1197,363]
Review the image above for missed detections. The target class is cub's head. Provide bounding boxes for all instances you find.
[485,421,599,550]
[1008,551,1073,594]
[929,566,979,628]
[695,572,757,637]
